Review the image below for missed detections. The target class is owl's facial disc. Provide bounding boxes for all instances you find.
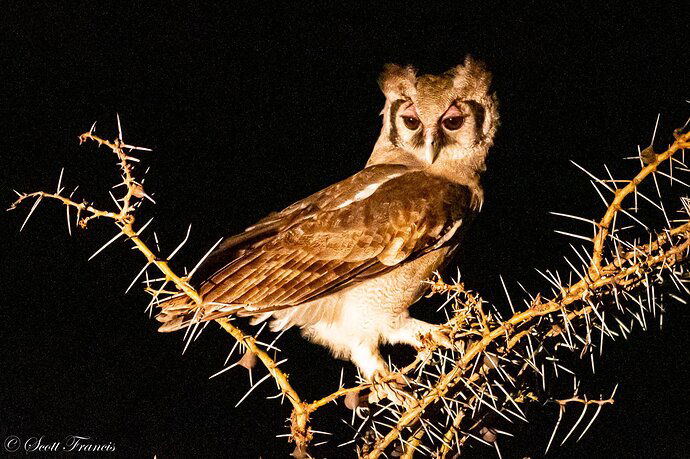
[372,58,498,171]
[395,100,474,164]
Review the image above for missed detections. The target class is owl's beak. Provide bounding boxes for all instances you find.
[424,128,440,164]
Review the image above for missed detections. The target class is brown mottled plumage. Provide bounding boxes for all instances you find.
[156,56,499,382]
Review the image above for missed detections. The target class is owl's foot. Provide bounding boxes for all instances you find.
[419,324,455,351]
[387,317,458,352]
[367,370,418,409]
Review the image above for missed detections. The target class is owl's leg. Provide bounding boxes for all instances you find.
[385,316,454,350]
[349,342,387,380]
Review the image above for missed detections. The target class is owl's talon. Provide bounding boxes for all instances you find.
[420,324,455,351]
[367,370,417,408]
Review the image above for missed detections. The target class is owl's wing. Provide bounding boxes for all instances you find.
[195,163,412,276]
[156,165,475,331]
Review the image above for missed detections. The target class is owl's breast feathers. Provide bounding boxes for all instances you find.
[156,164,479,331]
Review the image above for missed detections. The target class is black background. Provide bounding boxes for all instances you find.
[2,2,689,458]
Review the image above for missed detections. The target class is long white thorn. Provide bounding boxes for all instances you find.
[116,113,123,141]
[183,320,202,353]
[209,361,241,379]
[563,255,585,278]
[66,205,72,236]
[603,164,618,190]
[56,167,64,194]
[187,238,223,280]
[136,217,155,236]
[535,267,563,291]
[123,144,153,152]
[560,404,588,446]
[619,208,648,230]
[576,404,602,443]
[126,262,151,293]
[20,196,43,232]
[168,224,192,260]
[570,161,614,192]
[494,441,503,459]
[554,230,593,243]
[109,191,123,212]
[591,180,610,208]
[153,231,161,253]
[656,170,690,188]
[550,211,597,226]
[545,406,564,455]
[494,382,527,421]
[88,231,125,260]
[267,328,287,355]
[650,113,660,146]
[235,372,272,407]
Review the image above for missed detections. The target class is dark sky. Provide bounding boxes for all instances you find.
[2,3,689,458]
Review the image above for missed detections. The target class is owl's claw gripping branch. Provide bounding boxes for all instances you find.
[363,128,690,458]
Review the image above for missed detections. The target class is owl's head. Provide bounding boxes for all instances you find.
[368,56,499,178]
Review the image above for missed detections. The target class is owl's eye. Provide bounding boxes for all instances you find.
[402,116,420,130]
[442,116,464,131]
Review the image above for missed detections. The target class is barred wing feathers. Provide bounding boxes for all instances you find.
[156,165,474,332]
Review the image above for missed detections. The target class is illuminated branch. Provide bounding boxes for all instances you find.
[364,129,690,458]
[10,118,690,458]
[8,120,314,450]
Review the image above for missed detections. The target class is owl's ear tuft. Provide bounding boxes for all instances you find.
[451,56,499,145]
[378,64,417,100]
[449,56,493,100]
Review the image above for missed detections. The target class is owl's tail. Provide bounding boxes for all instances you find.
[154,294,241,332]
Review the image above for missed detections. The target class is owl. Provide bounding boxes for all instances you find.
[156,56,499,395]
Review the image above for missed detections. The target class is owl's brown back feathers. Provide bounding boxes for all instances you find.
[155,164,476,331]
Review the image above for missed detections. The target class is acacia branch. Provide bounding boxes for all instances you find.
[8,123,314,449]
[365,129,690,457]
[11,120,690,458]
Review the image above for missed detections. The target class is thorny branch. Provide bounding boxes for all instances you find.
[555,396,615,407]
[8,120,313,450]
[9,118,690,458]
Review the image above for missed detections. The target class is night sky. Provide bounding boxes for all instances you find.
[2,3,689,458]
